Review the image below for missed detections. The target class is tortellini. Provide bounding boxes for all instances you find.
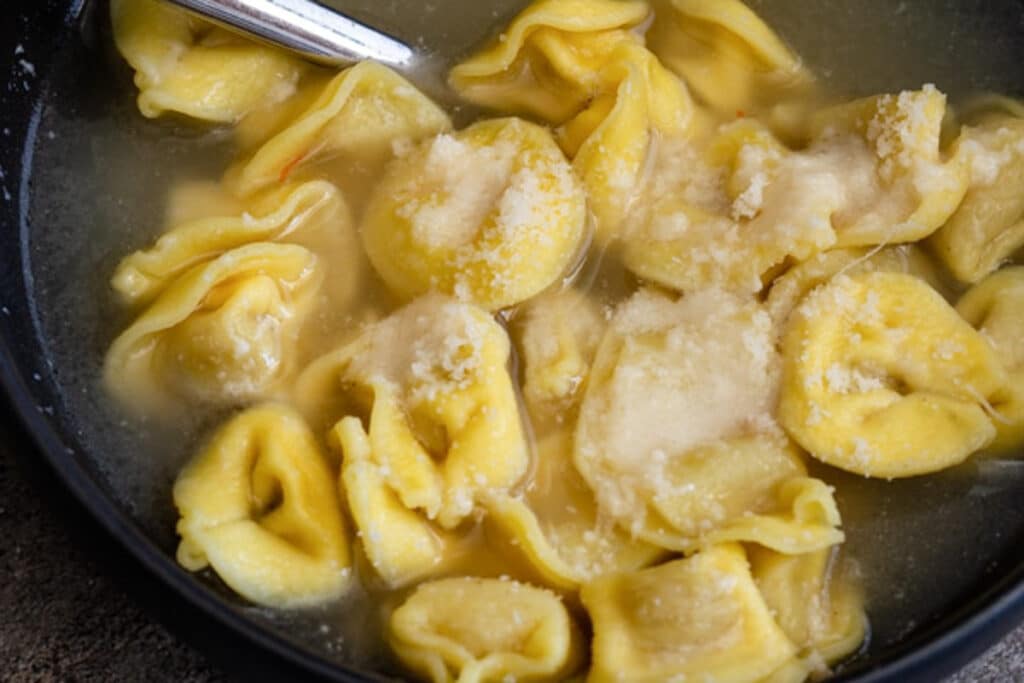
[779,271,1007,477]
[560,41,695,242]
[513,288,606,423]
[229,61,452,196]
[295,296,528,582]
[957,267,1024,453]
[331,417,459,589]
[750,546,867,679]
[619,85,967,294]
[173,404,351,608]
[809,85,969,247]
[105,243,322,412]
[485,430,663,591]
[112,180,356,306]
[582,544,797,683]
[111,0,305,122]
[389,577,583,683]
[574,288,843,553]
[765,245,946,330]
[619,120,842,293]
[931,115,1024,283]
[648,0,815,128]
[360,119,587,310]
[640,442,845,555]
[448,0,651,123]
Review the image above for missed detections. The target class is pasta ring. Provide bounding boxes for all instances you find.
[779,271,1007,477]
[361,118,587,311]
[390,577,583,683]
[173,404,351,608]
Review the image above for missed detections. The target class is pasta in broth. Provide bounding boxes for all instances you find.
[103,0,1024,680]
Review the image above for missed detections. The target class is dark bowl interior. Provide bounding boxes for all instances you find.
[4,1,1024,681]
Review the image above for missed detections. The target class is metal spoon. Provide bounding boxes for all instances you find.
[164,0,416,68]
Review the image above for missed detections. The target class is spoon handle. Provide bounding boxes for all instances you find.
[164,0,415,67]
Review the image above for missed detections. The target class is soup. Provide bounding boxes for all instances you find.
[22,0,1024,680]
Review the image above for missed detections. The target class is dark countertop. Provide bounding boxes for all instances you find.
[2,410,1023,683]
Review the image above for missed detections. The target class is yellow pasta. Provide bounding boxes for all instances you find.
[233,73,336,152]
[810,85,969,247]
[448,0,650,123]
[105,243,322,413]
[111,0,305,123]
[390,577,583,683]
[750,546,867,680]
[931,115,1024,283]
[619,119,841,293]
[160,180,246,226]
[647,457,845,555]
[957,267,1024,453]
[582,544,797,683]
[574,289,775,513]
[612,86,966,294]
[779,271,1007,477]
[561,41,696,242]
[513,288,605,424]
[574,288,842,553]
[332,417,458,588]
[228,61,452,196]
[648,0,815,131]
[112,180,355,306]
[485,430,663,591]
[295,295,528,538]
[360,118,587,311]
[766,245,947,330]
[173,404,351,608]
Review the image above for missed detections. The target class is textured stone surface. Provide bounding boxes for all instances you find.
[0,414,232,683]
[1,408,1022,683]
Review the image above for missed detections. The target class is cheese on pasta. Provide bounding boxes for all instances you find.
[779,272,1007,477]
[582,544,797,683]
[809,85,969,247]
[931,115,1024,283]
[295,295,528,537]
[360,118,587,311]
[619,120,842,293]
[575,289,843,553]
[390,577,583,683]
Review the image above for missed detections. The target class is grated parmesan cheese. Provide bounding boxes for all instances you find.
[397,134,518,250]
[576,288,784,522]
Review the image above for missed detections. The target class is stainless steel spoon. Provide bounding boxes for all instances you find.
[164,0,416,68]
